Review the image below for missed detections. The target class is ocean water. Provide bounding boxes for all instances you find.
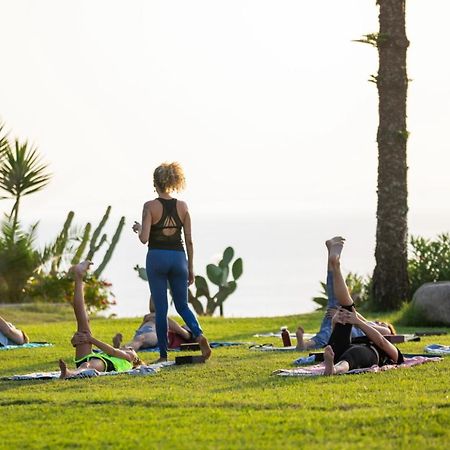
[33,211,450,319]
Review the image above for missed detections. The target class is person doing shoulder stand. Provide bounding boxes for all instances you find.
[133,162,211,363]
[321,237,404,376]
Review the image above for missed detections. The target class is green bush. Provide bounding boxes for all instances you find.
[0,221,40,303]
[26,273,116,312]
[408,233,450,297]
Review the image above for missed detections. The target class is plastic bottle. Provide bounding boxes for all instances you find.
[281,326,292,347]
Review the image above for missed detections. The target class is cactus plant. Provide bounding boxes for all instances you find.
[134,246,243,316]
[192,246,243,316]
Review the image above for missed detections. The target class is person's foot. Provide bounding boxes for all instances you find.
[69,260,93,278]
[152,357,168,364]
[59,359,74,379]
[112,333,123,348]
[326,236,345,267]
[197,335,212,360]
[323,345,335,376]
[295,326,306,351]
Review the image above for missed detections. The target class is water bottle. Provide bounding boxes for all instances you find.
[281,326,292,347]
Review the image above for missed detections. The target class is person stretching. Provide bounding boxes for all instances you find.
[59,261,142,379]
[321,237,404,376]
[295,240,395,351]
[112,312,194,351]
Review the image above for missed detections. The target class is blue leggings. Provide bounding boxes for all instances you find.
[146,249,202,358]
[311,271,364,348]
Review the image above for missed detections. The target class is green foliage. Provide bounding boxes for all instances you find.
[190,247,243,316]
[353,32,389,47]
[25,273,115,312]
[0,219,40,302]
[0,123,8,157]
[312,272,369,310]
[0,138,51,228]
[408,233,450,297]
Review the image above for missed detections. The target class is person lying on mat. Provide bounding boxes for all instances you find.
[0,315,30,347]
[111,309,194,351]
[318,237,404,376]
[58,261,142,379]
[295,241,395,351]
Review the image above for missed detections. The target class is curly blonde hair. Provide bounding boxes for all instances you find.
[153,162,186,193]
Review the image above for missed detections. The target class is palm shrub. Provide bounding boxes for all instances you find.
[0,219,40,302]
[0,139,51,230]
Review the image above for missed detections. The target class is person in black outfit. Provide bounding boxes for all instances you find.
[133,162,211,362]
[322,237,404,376]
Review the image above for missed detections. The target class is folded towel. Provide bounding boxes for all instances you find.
[249,344,298,352]
[424,344,450,355]
[0,342,53,351]
[3,361,175,381]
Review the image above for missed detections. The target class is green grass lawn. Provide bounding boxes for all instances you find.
[0,308,449,449]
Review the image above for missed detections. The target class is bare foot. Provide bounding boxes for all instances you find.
[112,333,123,348]
[323,345,335,376]
[69,260,93,278]
[197,335,212,360]
[59,359,74,379]
[152,357,168,364]
[326,236,345,267]
[295,327,306,351]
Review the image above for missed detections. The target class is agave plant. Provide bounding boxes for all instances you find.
[0,139,51,230]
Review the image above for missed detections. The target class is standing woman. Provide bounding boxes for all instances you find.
[133,162,211,362]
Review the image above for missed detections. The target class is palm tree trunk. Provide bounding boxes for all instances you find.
[372,0,410,310]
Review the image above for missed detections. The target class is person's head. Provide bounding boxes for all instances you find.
[153,162,186,194]
[374,321,396,335]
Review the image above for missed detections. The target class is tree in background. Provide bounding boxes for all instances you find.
[0,138,51,231]
[358,1,410,310]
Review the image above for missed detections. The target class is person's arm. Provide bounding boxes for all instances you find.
[89,336,135,362]
[183,208,194,285]
[133,202,152,245]
[341,309,400,362]
[355,312,391,335]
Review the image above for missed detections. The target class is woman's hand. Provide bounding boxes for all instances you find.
[338,308,360,325]
[71,331,91,347]
[188,269,195,286]
[132,221,142,234]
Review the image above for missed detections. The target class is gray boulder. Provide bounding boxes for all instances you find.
[412,282,450,325]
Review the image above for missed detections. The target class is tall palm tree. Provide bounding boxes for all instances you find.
[372,0,410,310]
[0,139,51,229]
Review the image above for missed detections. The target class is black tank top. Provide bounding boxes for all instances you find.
[148,198,184,251]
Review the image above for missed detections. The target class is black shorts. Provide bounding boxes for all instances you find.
[75,356,114,372]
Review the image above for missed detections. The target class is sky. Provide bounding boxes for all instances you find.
[0,1,449,317]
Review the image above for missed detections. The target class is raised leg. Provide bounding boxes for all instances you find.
[326,236,353,306]
[146,251,170,361]
[169,253,211,360]
[70,261,94,360]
